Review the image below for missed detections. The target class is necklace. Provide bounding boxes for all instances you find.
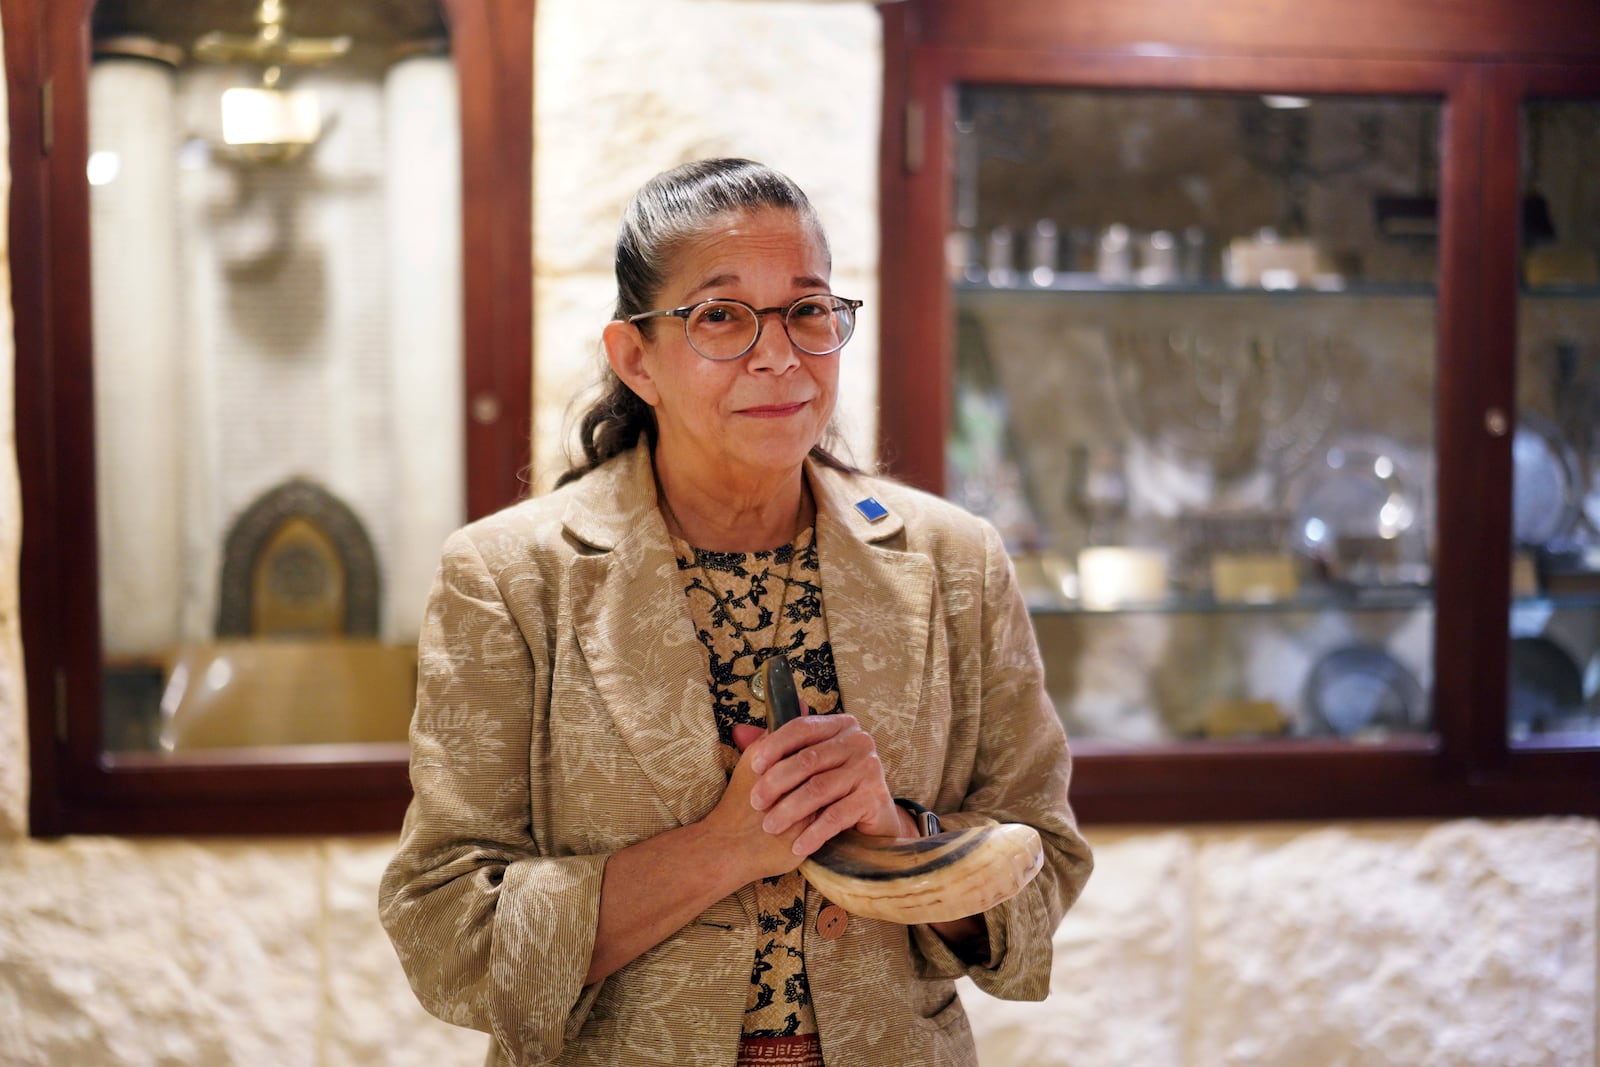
[657,482,808,703]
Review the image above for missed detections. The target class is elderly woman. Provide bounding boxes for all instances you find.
[380,158,1092,1067]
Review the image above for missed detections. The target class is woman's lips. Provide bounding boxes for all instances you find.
[738,401,809,418]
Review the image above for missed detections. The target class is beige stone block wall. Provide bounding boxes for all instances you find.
[0,5,1596,1066]
[963,822,1600,1067]
[0,837,480,1067]
[528,0,882,490]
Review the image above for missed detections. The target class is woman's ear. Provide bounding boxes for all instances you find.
[602,319,661,408]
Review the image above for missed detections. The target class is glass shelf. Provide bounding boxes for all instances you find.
[1522,285,1600,299]
[1027,585,1434,617]
[1514,593,1600,612]
[955,274,1437,297]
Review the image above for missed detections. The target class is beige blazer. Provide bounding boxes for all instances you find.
[380,444,1092,1067]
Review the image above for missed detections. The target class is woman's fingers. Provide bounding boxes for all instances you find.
[746,714,861,802]
[745,714,903,847]
[785,774,882,856]
[730,723,766,752]
[748,710,846,774]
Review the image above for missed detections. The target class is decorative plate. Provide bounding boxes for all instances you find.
[1304,644,1426,737]
[1511,412,1582,549]
[1508,635,1585,733]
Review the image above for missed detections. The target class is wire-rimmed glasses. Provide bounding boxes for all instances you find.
[627,295,864,361]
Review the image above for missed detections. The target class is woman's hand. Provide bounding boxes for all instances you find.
[738,712,912,857]
[699,732,813,884]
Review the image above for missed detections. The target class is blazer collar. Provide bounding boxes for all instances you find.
[557,443,911,551]
[559,444,660,553]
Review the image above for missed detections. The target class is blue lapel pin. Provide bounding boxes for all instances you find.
[854,497,889,523]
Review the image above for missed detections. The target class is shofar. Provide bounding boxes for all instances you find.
[760,654,1045,925]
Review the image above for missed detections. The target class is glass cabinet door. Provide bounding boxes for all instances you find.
[17,0,532,834]
[89,4,462,760]
[1510,95,1600,748]
[946,86,1444,747]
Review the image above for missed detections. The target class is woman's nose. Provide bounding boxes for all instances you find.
[744,311,802,373]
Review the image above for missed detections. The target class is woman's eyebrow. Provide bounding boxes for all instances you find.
[683,273,831,301]
[685,273,739,298]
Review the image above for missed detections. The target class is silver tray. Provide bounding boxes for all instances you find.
[1288,435,1429,586]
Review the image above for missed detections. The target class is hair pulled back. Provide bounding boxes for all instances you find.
[558,158,855,487]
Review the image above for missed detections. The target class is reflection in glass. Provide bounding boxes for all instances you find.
[1510,98,1600,746]
[947,87,1441,745]
[92,3,462,754]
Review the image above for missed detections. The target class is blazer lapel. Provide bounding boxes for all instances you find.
[564,449,730,831]
[808,461,934,793]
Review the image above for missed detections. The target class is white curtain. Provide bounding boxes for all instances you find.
[89,57,183,656]
[383,54,463,643]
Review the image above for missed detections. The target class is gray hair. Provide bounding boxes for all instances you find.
[559,159,854,487]
[613,158,831,322]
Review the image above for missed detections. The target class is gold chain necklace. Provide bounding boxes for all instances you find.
[658,483,808,703]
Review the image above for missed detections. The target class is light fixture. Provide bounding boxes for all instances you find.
[192,0,351,67]
[221,82,322,157]
[192,0,350,165]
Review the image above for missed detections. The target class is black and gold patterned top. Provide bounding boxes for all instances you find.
[670,524,841,1045]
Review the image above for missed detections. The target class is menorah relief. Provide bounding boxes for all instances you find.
[1108,328,1348,487]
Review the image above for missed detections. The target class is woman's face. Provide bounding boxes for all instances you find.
[615,207,842,489]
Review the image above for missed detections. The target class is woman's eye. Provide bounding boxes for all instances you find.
[691,303,752,334]
[699,304,743,325]
[791,299,828,318]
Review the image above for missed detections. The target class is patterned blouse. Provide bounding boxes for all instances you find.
[671,524,837,1067]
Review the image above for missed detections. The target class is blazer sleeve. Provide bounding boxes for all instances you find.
[911,519,1094,998]
[379,528,606,1065]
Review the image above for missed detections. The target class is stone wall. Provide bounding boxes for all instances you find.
[1,4,1596,1066]
[527,0,882,489]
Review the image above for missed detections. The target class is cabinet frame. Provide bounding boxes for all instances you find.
[878,0,1600,823]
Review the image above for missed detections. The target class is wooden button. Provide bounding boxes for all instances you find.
[816,904,848,941]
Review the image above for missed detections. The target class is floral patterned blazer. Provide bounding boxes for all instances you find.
[379,443,1093,1067]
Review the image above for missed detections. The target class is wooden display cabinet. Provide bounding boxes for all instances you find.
[10,0,533,835]
[878,0,1600,823]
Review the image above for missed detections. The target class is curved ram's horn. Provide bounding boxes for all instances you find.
[760,654,1045,925]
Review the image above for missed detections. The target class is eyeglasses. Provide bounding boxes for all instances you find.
[627,294,864,362]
